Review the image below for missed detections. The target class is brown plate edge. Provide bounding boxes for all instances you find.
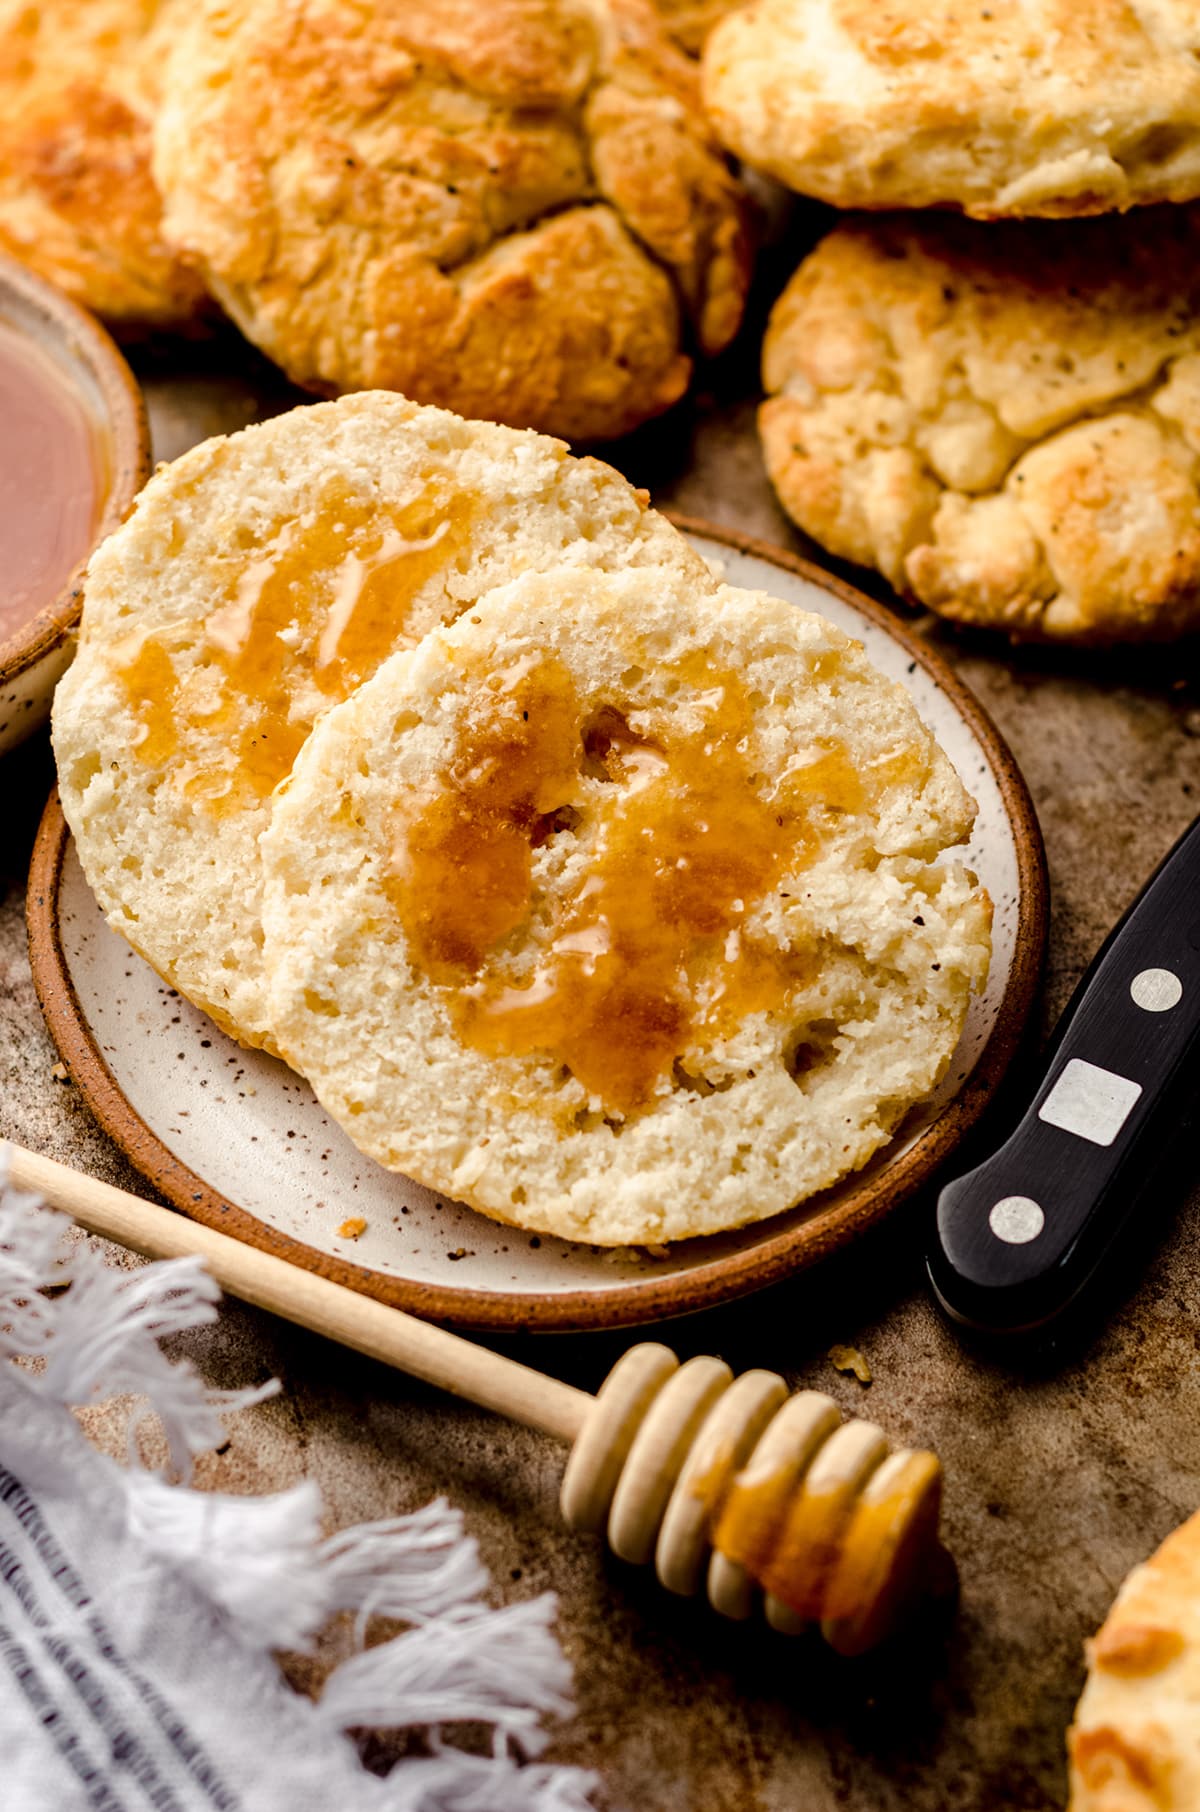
[26,520,1048,1334]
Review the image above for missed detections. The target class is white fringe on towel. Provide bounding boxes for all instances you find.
[0,1147,596,1812]
[316,1598,577,1750]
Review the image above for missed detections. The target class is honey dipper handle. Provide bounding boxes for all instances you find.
[4,1144,592,1444]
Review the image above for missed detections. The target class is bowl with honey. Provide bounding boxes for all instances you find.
[0,255,149,755]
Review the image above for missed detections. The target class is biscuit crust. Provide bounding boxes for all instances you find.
[52,393,712,1053]
[652,0,740,55]
[260,565,990,1245]
[1068,1508,1200,1811]
[760,211,1200,642]
[152,0,751,440]
[703,0,1200,218]
[0,0,210,332]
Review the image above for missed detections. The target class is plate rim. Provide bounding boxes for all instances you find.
[26,518,1048,1332]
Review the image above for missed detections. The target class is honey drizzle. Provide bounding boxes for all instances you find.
[388,653,895,1120]
[822,1451,942,1623]
[713,1450,942,1623]
[390,656,583,975]
[114,476,469,811]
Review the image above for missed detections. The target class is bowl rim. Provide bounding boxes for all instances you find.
[0,253,151,683]
[26,517,1049,1332]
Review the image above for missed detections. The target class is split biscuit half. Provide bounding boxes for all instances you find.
[52,393,711,1054]
[0,0,210,333]
[703,0,1200,219]
[760,211,1200,642]
[152,0,751,441]
[260,565,991,1245]
[1069,1507,1200,1810]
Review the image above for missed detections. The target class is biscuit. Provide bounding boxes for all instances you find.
[1068,1508,1200,1811]
[152,0,751,442]
[0,0,210,333]
[52,392,712,1054]
[703,0,1200,219]
[259,565,991,1245]
[759,212,1200,643]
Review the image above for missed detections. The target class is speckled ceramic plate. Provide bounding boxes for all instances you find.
[27,523,1047,1332]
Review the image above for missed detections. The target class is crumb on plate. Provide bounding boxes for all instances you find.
[829,1343,872,1385]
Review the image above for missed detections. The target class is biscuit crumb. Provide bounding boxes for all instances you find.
[337,1216,367,1240]
[50,1062,70,1083]
[829,1343,872,1385]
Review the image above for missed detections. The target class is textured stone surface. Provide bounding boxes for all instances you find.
[5,270,1200,1809]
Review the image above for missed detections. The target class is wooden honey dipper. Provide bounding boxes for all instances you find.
[5,1143,945,1654]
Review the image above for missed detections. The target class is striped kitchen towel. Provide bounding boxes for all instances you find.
[0,1150,596,1812]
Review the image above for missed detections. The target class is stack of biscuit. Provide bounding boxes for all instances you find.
[700,0,1200,643]
[1,0,752,441]
[53,392,992,1246]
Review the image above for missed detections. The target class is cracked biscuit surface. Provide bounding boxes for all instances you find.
[760,211,1200,642]
[0,0,210,332]
[260,565,990,1244]
[1068,1509,1200,1811]
[152,0,751,441]
[703,0,1200,218]
[52,393,712,1054]
[652,0,741,54]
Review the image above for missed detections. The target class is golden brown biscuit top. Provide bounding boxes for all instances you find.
[153,0,749,438]
[650,0,742,54]
[758,210,1200,641]
[0,0,210,330]
[703,0,1200,217]
[764,211,1200,445]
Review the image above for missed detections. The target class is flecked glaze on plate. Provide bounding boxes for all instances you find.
[27,525,1047,1332]
[0,255,150,755]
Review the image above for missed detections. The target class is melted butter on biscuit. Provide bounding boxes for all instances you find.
[113,475,470,810]
[386,652,894,1119]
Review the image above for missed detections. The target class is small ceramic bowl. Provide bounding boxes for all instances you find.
[0,255,150,756]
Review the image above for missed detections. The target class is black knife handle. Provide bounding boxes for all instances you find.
[929,813,1200,1334]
